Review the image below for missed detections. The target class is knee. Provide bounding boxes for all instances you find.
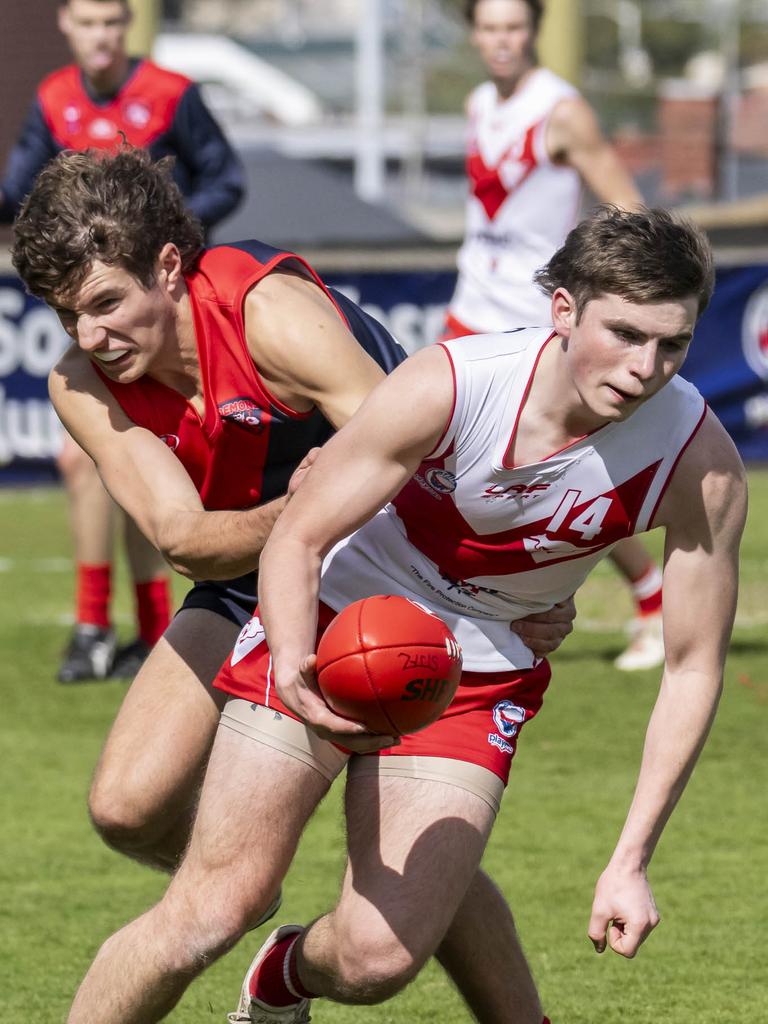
[332,923,423,1004]
[163,873,280,969]
[56,440,94,483]
[88,777,164,857]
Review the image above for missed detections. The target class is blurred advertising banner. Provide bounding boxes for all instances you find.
[1,262,767,483]
[688,264,768,462]
[0,275,67,482]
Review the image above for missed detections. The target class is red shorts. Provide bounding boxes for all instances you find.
[215,604,551,785]
[440,312,478,342]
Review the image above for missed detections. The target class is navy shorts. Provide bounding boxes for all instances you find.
[179,572,258,628]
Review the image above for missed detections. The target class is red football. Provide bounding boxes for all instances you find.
[315,595,463,736]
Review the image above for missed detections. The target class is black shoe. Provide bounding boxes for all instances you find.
[109,638,151,679]
[57,625,117,683]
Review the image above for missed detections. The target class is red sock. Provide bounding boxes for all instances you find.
[76,563,111,629]
[542,1018,551,1024]
[134,577,171,645]
[249,932,315,1006]
[629,564,663,616]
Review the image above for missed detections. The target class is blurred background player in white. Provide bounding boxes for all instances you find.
[0,0,244,682]
[444,0,664,671]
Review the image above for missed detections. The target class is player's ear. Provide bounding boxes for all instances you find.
[551,287,577,338]
[57,3,71,35]
[156,244,183,292]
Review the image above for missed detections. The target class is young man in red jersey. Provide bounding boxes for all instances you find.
[1,0,244,683]
[445,0,666,671]
[13,146,576,1024]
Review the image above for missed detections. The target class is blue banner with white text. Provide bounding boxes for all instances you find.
[1,262,767,483]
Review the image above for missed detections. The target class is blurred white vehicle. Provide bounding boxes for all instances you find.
[153,33,324,127]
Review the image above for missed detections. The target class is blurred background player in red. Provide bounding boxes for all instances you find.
[444,0,664,671]
[0,0,244,682]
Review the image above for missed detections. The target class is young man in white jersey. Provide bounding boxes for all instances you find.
[445,0,666,671]
[59,207,745,1024]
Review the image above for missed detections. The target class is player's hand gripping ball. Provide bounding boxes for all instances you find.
[315,595,463,736]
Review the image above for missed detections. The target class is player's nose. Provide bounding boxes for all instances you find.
[76,314,108,352]
[630,343,659,381]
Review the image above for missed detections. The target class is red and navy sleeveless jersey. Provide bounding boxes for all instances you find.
[97,240,405,511]
[38,60,192,151]
[1,60,243,227]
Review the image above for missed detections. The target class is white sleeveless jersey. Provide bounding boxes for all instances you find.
[450,68,582,333]
[320,330,706,672]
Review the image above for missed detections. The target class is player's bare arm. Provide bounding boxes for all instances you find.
[547,95,642,209]
[257,345,455,749]
[588,412,747,958]
[243,269,387,427]
[49,351,287,580]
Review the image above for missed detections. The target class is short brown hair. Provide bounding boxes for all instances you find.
[465,0,544,31]
[60,0,130,8]
[534,206,715,319]
[12,147,204,304]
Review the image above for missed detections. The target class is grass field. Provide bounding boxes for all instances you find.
[1,473,767,1023]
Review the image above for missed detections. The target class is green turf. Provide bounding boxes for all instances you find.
[1,474,766,1023]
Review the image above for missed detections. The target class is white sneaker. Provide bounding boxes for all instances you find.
[227,925,311,1024]
[614,613,664,671]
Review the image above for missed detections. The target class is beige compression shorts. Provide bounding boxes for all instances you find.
[220,698,505,814]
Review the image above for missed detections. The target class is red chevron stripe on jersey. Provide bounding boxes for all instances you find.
[393,457,662,580]
[467,122,539,220]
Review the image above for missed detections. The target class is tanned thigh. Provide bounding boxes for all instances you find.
[164,720,333,929]
[90,608,238,826]
[338,768,497,963]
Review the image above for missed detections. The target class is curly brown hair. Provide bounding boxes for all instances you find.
[12,147,204,304]
[534,206,714,320]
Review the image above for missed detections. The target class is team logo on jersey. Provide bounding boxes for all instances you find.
[231,617,266,667]
[124,100,151,128]
[742,282,768,380]
[63,105,81,129]
[483,482,551,501]
[424,468,457,494]
[159,433,180,451]
[218,397,264,431]
[88,117,118,140]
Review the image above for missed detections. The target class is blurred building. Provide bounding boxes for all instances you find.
[0,1,69,248]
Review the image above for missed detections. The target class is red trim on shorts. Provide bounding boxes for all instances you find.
[440,312,478,341]
[216,603,551,785]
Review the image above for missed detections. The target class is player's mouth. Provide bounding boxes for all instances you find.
[490,51,516,68]
[605,383,644,404]
[92,349,130,366]
[89,50,115,69]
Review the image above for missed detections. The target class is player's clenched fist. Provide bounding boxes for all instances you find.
[587,864,661,958]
